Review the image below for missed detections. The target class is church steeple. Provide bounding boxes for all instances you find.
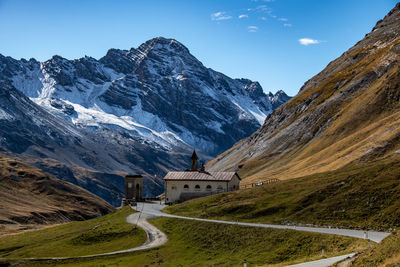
[191,150,198,171]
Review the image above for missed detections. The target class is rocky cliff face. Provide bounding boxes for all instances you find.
[0,37,290,203]
[208,3,400,183]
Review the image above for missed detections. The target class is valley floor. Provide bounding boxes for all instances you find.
[3,156,399,267]
[0,203,368,267]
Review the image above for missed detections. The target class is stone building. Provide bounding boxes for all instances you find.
[164,151,241,204]
[122,174,143,206]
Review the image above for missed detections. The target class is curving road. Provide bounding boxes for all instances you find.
[134,202,390,243]
[4,209,167,261]
[286,253,356,267]
[4,201,391,266]
[134,202,390,267]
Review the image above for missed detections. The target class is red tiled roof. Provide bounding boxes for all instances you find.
[163,171,238,181]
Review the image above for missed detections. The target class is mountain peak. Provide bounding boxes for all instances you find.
[368,2,400,40]
[138,36,190,55]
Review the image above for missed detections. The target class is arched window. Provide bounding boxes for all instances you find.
[206,185,212,191]
[195,184,200,191]
[184,184,189,190]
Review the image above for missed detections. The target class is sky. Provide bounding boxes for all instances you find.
[0,0,397,96]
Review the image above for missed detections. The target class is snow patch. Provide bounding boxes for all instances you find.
[0,108,13,120]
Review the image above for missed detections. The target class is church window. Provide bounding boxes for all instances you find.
[184,184,189,190]
[206,185,212,191]
[195,184,200,191]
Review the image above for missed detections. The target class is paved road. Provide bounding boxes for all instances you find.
[135,202,390,243]
[4,209,167,261]
[3,202,390,266]
[286,253,356,267]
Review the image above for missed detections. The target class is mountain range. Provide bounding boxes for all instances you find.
[0,37,290,205]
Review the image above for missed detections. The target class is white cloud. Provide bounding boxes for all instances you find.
[256,5,270,12]
[299,38,320,46]
[238,14,248,19]
[284,23,292,27]
[211,11,232,21]
[248,26,258,32]
[260,16,267,21]
[278,17,288,21]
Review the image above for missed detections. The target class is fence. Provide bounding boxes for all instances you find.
[239,178,280,189]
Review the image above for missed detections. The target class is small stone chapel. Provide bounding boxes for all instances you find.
[163,151,241,204]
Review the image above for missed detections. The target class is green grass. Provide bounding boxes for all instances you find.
[0,207,146,258]
[165,156,400,230]
[8,217,367,267]
[349,230,400,266]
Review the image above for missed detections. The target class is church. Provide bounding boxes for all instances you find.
[163,151,241,204]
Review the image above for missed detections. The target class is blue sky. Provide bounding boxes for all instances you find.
[0,0,397,96]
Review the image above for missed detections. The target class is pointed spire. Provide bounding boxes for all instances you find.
[191,150,198,171]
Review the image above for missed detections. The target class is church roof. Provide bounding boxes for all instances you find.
[164,171,239,181]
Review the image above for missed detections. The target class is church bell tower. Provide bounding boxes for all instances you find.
[122,174,143,206]
[191,150,198,171]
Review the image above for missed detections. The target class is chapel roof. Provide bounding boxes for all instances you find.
[164,171,239,181]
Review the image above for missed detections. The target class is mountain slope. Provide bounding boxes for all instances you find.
[208,3,400,183]
[168,153,400,229]
[0,153,113,225]
[0,76,191,204]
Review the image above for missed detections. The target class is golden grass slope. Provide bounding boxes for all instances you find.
[208,3,400,185]
[0,153,114,226]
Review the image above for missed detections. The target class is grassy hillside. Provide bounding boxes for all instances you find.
[167,155,400,229]
[6,217,367,267]
[0,207,146,258]
[0,153,114,227]
[351,231,400,266]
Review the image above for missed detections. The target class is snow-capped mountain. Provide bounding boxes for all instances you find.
[0,76,195,205]
[2,37,290,156]
[0,37,290,203]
